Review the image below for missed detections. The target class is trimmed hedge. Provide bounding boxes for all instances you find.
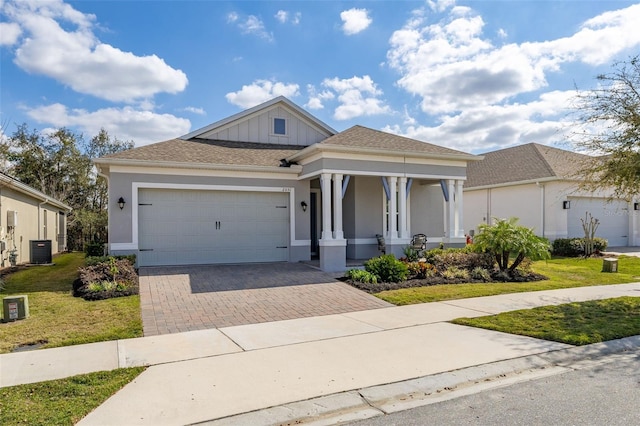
[552,237,608,257]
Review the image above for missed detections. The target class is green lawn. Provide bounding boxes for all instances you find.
[376,256,640,305]
[0,252,142,354]
[0,367,145,426]
[452,296,640,345]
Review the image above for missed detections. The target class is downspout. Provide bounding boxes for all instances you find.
[38,199,48,240]
[537,182,545,238]
[97,166,111,251]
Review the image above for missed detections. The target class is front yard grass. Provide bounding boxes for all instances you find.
[0,367,146,425]
[0,252,142,354]
[376,256,640,305]
[452,296,640,345]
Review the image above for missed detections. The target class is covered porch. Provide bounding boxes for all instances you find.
[307,174,466,271]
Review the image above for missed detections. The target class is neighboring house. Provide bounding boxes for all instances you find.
[464,143,639,247]
[0,172,72,267]
[94,97,480,272]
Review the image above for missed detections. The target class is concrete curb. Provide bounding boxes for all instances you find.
[198,336,640,426]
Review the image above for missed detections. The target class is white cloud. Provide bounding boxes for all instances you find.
[0,22,21,45]
[26,103,191,147]
[275,10,301,25]
[183,107,206,115]
[305,85,334,110]
[384,90,575,153]
[2,0,187,103]
[321,75,391,120]
[387,2,640,117]
[226,80,300,108]
[340,8,372,35]
[275,10,288,23]
[229,13,274,41]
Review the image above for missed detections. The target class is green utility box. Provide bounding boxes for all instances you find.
[3,295,29,322]
[602,258,618,273]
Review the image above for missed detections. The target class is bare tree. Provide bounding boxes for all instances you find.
[571,55,640,200]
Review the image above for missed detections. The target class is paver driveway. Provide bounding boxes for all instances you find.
[139,263,392,336]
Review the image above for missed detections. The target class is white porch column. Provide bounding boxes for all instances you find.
[320,173,333,240]
[398,177,408,239]
[447,179,456,238]
[455,180,464,237]
[332,173,344,239]
[388,176,398,239]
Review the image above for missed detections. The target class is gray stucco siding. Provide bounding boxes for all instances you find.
[108,171,308,245]
[301,158,466,178]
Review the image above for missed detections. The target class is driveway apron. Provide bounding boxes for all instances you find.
[139,263,391,336]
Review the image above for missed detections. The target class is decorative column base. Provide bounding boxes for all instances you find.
[319,239,347,272]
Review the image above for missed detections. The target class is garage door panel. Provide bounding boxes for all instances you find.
[138,189,290,266]
[568,197,629,246]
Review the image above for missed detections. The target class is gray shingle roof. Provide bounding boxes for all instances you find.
[318,125,472,156]
[98,125,476,168]
[99,138,304,167]
[465,143,594,188]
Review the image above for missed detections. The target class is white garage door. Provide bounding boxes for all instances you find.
[138,189,290,267]
[567,197,628,247]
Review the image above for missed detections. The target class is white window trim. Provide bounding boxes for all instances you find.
[271,117,288,137]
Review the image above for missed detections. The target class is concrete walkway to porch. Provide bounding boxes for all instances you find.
[138,263,391,336]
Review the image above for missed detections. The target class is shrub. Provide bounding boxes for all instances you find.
[552,238,608,257]
[364,254,410,283]
[441,266,470,281]
[85,254,137,267]
[75,258,139,301]
[345,269,378,284]
[403,246,421,262]
[473,217,551,272]
[424,248,494,271]
[85,242,105,257]
[406,261,437,279]
[470,267,492,281]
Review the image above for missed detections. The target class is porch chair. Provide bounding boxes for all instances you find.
[375,234,386,254]
[410,233,428,257]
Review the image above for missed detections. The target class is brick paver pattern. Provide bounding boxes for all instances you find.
[139,263,392,336]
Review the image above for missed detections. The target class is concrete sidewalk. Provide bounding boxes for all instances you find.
[1,283,639,425]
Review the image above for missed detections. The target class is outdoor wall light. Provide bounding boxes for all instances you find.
[562,201,571,210]
[118,197,126,210]
[300,201,308,212]
[635,202,640,211]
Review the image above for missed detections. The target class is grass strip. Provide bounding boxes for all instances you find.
[375,256,640,305]
[452,296,640,345]
[0,367,145,425]
[0,252,142,354]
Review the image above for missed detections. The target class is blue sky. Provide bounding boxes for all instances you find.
[1,0,639,153]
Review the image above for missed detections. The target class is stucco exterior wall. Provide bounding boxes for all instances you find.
[107,170,310,260]
[0,186,67,266]
[410,182,445,238]
[464,179,640,246]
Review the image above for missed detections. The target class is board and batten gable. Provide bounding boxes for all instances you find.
[197,105,331,146]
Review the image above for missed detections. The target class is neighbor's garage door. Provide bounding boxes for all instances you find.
[567,197,628,247]
[138,189,289,267]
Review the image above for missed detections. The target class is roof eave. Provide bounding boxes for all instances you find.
[93,157,302,174]
[464,176,562,190]
[287,144,483,162]
[0,173,72,211]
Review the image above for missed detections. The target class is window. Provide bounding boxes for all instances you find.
[273,118,286,135]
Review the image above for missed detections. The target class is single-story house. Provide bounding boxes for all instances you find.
[0,172,72,267]
[94,96,481,271]
[463,142,639,247]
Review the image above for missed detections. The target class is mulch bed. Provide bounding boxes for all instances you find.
[342,270,548,293]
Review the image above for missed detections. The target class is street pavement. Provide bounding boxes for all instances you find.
[0,283,638,425]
